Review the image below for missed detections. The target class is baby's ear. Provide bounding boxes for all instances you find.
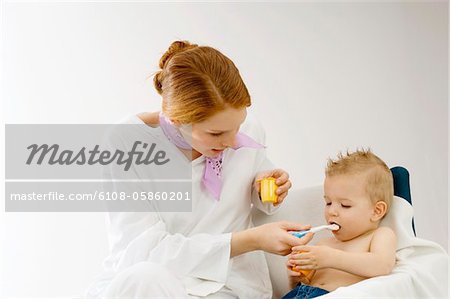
[371,201,388,222]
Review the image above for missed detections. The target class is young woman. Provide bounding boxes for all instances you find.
[86,41,312,299]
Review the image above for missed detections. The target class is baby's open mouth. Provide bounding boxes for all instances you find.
[329,221,341,230]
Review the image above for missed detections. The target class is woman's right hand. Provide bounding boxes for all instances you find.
[231,221,314,258]
[252,221,314,255]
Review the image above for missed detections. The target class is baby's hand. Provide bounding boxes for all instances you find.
[286,253,311,287]
[290,245,337,270]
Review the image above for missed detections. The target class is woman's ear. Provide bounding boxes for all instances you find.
[170,119,182,127]
[371,201,388,222]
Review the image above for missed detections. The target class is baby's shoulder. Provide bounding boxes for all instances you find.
[371,226,396,243]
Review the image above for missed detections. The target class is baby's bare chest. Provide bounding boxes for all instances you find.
[324,234,374,253]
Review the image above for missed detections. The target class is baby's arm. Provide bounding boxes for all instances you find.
[292,227,396,278]
[332,227,396,277]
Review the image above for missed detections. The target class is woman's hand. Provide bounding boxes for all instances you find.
[289,245,338,270]
[254,169,292,206]
[252,222,314,255]
[231,221,314,257]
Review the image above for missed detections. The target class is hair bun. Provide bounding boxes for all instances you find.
[153,71,163,95]
[159,40,198,69]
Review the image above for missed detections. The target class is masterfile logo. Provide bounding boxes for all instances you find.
[26,141,170,171]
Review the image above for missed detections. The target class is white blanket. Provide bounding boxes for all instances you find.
[320,196,448,298]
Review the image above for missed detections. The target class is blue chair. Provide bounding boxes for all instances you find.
[391,166,416,236]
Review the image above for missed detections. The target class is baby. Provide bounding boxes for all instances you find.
[282,149,397,299]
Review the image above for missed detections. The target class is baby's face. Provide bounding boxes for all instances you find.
[323,174,379,242]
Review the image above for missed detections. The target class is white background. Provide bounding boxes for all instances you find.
[1,1,448,297]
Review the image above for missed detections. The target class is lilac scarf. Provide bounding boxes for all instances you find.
[159,112,264,200]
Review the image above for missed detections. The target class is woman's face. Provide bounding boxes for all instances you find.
[179,107,247,158]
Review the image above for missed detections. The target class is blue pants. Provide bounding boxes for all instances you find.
[281,284,329,299]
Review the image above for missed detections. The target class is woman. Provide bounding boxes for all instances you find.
[86,41,312,299]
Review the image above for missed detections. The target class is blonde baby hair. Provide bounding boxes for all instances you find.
[326,148,394,212]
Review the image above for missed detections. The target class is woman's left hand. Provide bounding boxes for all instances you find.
[254,169,292,206]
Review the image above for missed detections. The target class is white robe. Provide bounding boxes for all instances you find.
[85,113,280,298]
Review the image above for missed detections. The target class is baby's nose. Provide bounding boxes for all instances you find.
[328,206,338,216]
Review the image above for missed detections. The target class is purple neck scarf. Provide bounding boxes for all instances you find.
[159,112,264,200]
